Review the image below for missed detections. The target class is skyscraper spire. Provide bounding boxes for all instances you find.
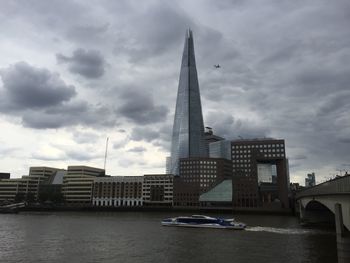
[170,30,208,175]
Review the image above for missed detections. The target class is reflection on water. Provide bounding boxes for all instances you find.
[246,226,334,235]
[0,212,337,263]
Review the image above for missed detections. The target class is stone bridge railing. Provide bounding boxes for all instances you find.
[296,174,350,199]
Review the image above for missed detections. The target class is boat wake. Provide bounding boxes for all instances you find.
[246,226,332,235]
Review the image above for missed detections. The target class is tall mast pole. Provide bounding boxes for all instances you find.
[104,137,109,172]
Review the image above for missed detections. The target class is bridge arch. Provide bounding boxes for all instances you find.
[299,195,349,230]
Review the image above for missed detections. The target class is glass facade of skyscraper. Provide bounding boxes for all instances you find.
[170,30,208,175]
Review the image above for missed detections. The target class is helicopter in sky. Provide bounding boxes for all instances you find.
[213,64,221,68]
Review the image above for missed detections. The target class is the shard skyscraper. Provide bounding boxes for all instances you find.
[169,29,208,175]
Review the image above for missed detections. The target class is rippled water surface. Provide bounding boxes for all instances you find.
[0,212,337,263]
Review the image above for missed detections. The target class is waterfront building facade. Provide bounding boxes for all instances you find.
[0,167,62,203]
[231,139,289,209]
[62,166,105,205]
[173,157,232,206]
[143,174,173,206]
[0,178,24,203]
[38,170,66,203]
[169,29,208,175]
[92,176,143,207]
[199,179,233,207]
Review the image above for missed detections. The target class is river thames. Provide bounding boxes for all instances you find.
[0,212,336,263]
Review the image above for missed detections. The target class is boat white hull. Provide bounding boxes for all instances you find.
[161,222,246,230]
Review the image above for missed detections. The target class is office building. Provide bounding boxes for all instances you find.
[165,156,171,174]
[38,170,66,203]
[92,176,143,207]
[62,166,105,205]
[209,140,231,160]
[231,139,289,209]
[173,157,231,206]
[169,29,208,175]
[199,179,233,207]
[0,173,10,180]
[0,167,62,202]
[204,127,225,144]
[143,174,173,206]
[305,172,316,187]
[0,178,24,203]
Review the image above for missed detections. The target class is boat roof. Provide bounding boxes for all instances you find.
[191,215,214,219]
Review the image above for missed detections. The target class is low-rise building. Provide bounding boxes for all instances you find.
[62,166,105,205]
[0,178,23,203]
[0,173,10,180]
[38,170,66,204]
[143,174,173,207]
[92,176,143,207]
[0,167,62,203]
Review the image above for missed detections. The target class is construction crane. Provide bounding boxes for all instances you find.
[104,137,109,172]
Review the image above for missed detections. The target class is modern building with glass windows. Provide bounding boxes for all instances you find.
[305,172,316,187]
[169,29,208,175]
[231,138,290,209]
[209,140,232,161]
[173,157,231,207]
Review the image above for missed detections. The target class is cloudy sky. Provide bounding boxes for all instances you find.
[0,0,349,184]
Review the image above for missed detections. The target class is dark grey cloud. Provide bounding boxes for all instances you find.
[65,148,103,161]
[66,23,110,43]
[130,127,159,142]
[127,146,146,153]
[1,0,350,181]
[205,111,270,140]
[20,101,117,129]
[56,48,106,78]
[0,62,76,111]
[113,3,194,62]
[116,87,169,124]
[112,138,129,149]
[72,130,100,144]
[0,62,117,129]
[130,123,172,151]
[291,154,308,161]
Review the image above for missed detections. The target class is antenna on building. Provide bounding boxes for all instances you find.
[104,137,109,172]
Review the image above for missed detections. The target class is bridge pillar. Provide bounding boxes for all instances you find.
[335,203,350,263]
[298,201,304,219]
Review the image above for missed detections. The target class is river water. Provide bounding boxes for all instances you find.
[0,212,337,263]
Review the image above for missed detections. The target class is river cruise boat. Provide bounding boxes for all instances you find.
[161,215,246,230]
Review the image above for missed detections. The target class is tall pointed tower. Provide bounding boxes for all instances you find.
[170,29,208,175]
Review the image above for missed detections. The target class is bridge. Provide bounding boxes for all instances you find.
[296,174,350,263]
